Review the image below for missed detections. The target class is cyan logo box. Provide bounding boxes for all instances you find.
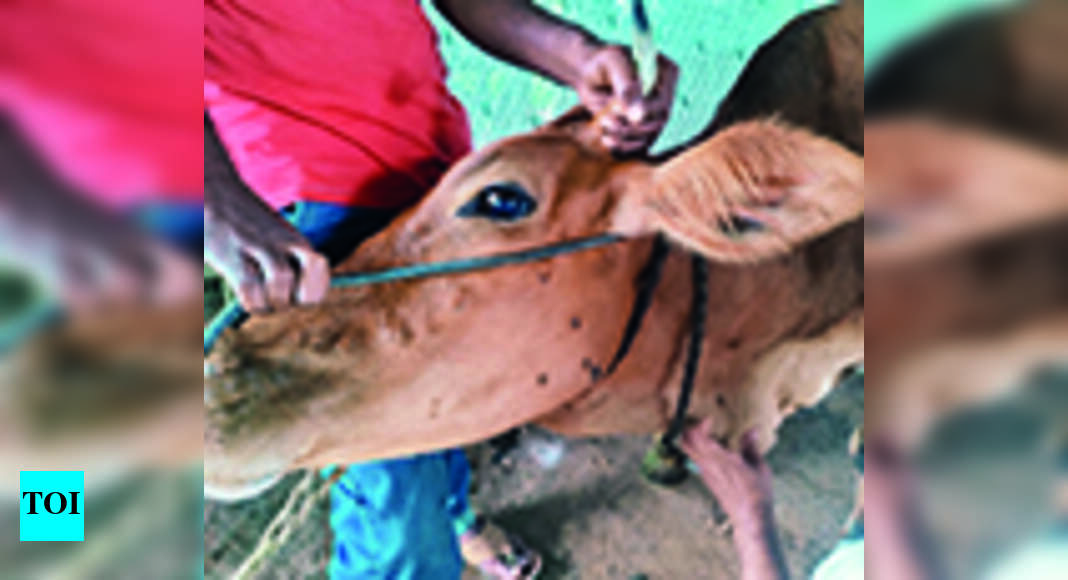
[19,471,84,541]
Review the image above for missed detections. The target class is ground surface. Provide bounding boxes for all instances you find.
[459,377,863,580]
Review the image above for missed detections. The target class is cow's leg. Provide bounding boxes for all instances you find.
[731,310,863,455]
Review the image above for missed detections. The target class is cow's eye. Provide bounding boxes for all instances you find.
[457,182,537,221]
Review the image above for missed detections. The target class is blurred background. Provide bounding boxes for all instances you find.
[864,0,1068,577]
[0,1,203,577]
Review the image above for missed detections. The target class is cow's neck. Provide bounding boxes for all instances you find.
[287,233,661,465]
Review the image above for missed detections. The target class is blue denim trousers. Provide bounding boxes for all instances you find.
[131,200,205,256]
[283,201,472,580]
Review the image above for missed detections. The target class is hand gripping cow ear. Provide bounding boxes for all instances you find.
[610,120,864,263]
[541,106,608,153]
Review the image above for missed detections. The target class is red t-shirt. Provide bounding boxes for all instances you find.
[0,0,203,209]
[204,0,472,209]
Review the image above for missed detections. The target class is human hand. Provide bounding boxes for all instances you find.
[204,190,329,313]
[572,45,678,154]
[863,434,939,580]
[682,419,791,580]
[680,419,775,531]
[0,196,199,313]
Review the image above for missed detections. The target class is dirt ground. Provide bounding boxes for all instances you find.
[459,374,863,580]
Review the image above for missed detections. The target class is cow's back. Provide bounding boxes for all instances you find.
[683,0,863,153]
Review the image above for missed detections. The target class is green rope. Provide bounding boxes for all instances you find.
[204,234,623,355]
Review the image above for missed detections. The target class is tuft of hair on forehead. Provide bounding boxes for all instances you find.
[645,118,864,263]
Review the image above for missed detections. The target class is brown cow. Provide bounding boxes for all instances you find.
[204,1,864,499]
[862,5,1068,576]
[865,118,1068,450]
[864,0,1068,449]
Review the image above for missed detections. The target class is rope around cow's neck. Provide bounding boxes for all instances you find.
[203,232,707,456]
[666,255,708,444]
[598,236,709,451]
[203,234,625,355]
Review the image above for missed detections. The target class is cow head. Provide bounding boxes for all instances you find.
[204,108,862,500]
[366,108,863,267]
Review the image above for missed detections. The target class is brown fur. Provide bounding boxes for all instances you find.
[204,2,865,497]
[864,0,1068,448]
[865,119,1068,448]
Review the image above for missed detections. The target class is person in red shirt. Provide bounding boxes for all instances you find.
[0,0,202,311]
[204,2,678,578]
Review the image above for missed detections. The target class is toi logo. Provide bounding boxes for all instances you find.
[19,471,84,541]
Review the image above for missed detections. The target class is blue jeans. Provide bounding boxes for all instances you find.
[283,201,472,580]
[131,200,205,256]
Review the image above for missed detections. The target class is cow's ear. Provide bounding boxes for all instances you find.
[611,120,863,263]
[540,106,610,153]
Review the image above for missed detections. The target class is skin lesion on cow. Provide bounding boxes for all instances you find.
[203,1,866,498]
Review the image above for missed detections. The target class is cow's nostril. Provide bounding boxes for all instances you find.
[718,214,765,236]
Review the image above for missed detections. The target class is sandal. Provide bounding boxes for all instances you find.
[459,516,542,580]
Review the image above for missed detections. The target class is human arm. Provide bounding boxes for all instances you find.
[0,115,196,311]
[203,114,329,312]
[680,420,791,580]
[864,436,944,580]
[432,0,678,153]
